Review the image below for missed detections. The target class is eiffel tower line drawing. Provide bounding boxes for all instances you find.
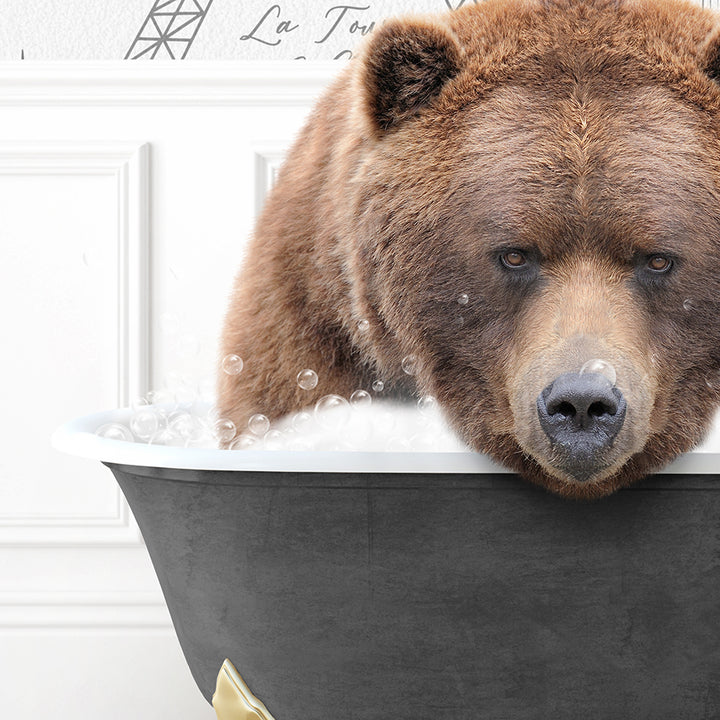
[125,0,214,60]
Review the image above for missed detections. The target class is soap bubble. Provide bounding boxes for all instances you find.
[154,408,172,428]
[314,394,351,429]
[205,406,221,426]
[457,293,469,305]
[222,354,244,376]
[212,418,237,444]
[130,396,149,412]
[402,355,419,376]
[96,423,133,442]
[145,390,162,405]
[292,411,313,432]
[350,389,372,407]
[372,380,385,392]
[683,298,694,312]
[248,413,270,436]
[297,369,319,390]
[130,408,160,440]
[230,433,259,450]
[417,395,437,414]
[262,429,285,450]
[579,358,617,386]
[168,411,196,439]
[358,319,370,333]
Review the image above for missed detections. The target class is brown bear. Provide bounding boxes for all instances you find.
[218,0,720,500]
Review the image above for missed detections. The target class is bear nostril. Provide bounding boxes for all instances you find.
[553,401,576,418]
[588,400,613,417]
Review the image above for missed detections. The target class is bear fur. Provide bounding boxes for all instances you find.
[218,0,720,499]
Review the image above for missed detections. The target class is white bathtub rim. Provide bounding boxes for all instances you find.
[51,405,510,474]
[51,405,720,475]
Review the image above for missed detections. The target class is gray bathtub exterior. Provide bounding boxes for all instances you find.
[106,462,720,719]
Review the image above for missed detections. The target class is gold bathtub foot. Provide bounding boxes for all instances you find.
[212,659,276,720]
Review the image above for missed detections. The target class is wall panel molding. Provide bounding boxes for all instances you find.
[0,503,143,547]
[0,592,170,629]
[0,61,336,106]
[0,142,149,547]
[0,63,325,657]
[253,144,287,218]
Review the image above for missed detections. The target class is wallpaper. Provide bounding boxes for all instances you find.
[1,0,716,61]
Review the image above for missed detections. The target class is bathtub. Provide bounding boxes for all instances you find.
[52,406,720,719]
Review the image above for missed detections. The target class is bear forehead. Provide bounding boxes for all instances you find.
[446,0,716,78]
[359,0,720,265]
[437,0,720,125]
[390,0,720,263]
[451,82,720,262]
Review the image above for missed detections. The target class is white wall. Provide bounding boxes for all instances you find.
[0,0,716,61]
[0,60,335,719]
[1,0,480,61]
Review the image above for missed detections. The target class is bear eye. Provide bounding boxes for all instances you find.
[646,255,673,273]
[501,250,528,269]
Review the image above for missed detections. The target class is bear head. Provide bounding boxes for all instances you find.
[338,0,720,498]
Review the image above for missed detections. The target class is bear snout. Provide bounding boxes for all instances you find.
[536,372,628,482]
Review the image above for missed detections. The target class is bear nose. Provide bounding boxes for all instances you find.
[536,372,627,480]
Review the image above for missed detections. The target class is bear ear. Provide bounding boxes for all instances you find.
[699,26,720,83]
[359,18,463,135]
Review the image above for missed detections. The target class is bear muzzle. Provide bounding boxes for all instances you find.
[536,372,627,482]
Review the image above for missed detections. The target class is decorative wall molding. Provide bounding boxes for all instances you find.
[0,61,337,106]
[253,144,287,218]
[0,141,149,547]
[0,592,170,629]
[0,63,322,640]
[0,500,143,547]
[0,141,150,410]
